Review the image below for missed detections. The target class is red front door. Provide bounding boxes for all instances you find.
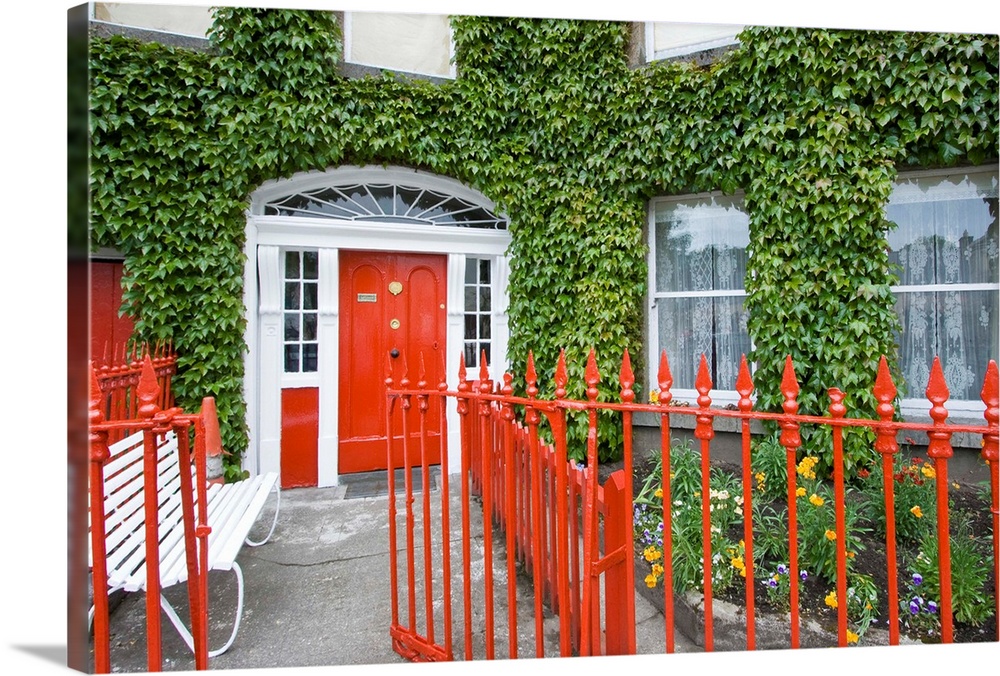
[338,251,447,474]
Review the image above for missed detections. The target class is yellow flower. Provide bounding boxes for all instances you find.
[847,551,856,559]
[796,487,807,498]
[651,563,664,576]
[921,464,936,479]
[910,505,924,519]
[645,574,658,588]
[952,482,960,490]
[649,390,660,404]
[796,456,819,480]
[740,568,747,578]
[654,487,663,499]
[809,494,825,507]
[825,529,836,541]
[825,591,838,609]
[643,546,662,562]
[846,630,859,644]
[730,556,745,571]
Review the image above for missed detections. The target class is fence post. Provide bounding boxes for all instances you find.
[694,355,715,652]
[980,360,999,641]
[873,355,900,644]
[736,356,756,650]
[657,351,676,653]
[925,358,954,643]
[88,367,112,674]
[779,356,802,649]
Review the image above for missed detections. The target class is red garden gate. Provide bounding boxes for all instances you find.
[386,348,999,660]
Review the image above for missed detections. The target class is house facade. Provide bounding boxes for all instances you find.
[86,4,999,487]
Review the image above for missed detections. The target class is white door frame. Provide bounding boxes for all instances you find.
[242,166,511,486]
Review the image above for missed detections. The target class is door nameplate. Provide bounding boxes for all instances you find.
[357,293,377,303]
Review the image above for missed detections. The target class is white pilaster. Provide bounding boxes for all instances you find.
[256,245,282,478]
[317,248,340,487]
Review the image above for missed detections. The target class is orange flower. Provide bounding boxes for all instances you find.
[825,529,836,541]
[910,505,924,519]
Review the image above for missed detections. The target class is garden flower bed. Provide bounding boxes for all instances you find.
[629,437,998,650]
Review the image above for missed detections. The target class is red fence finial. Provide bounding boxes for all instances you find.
[779,356,801,451]
[981,360,999,464]
[694,355,714,441]
[925,357,952,460]
[736,354,753,412]
[555,349,568,399]
[89,363,105,422]
[874,356,898,456]
[658,350,673,406]
[136,354,162,419]
[585,349,600,403]
[456,353,469,416]
[479,350,490,384]
[619,349,635,404]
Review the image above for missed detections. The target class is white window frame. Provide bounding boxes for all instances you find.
[343,11,457,80]
[644,21,742,62]
[647,190,751,408]
[889,165,999,419]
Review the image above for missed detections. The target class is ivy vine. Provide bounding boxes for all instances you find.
[88,10,998,474]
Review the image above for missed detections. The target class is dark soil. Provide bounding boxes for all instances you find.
[620,452,998,646]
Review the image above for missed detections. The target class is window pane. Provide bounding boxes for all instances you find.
[479,286,491,312]
[285,251,300,279]
[302,251,318,279]
[465,259,477,284]
[302,313,317,341]
[303,282,318,310]
[465,315,476,340]
[479,259,491,284]
[479,314,491,340]
[284,313,300,341]
[654,195,749,293]
[465,287,477,312]
[656,296,748,391]
[284,344,300,372]
[896,289,999,401]
[302,344,318,372]
[284,282,300,310]
[464,343,477,370]
[887,170,999,286]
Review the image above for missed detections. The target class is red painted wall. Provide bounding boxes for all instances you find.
[281,387,319,488]
[90,261,135,364]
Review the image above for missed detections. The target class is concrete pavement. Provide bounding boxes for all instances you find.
[90,473,695,672]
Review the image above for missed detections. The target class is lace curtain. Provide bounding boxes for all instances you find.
[654,195,750,391]
[887,169,999,401]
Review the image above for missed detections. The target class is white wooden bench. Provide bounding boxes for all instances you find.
[89,428,280,657]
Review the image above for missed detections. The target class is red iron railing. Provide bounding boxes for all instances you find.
[386,348,999,660]
[93,342,177,443]
[88,354,212,673]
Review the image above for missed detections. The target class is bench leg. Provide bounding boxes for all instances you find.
[159,562,245,659]
[245,484,281,547]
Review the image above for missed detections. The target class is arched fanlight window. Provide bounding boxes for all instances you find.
[263,183,508,229]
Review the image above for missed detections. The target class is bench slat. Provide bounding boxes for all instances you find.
[90,429,279,599]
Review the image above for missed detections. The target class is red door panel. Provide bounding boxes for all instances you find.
[281,387,320,488]
[339,251,446,474]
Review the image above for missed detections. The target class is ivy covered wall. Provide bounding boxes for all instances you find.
[88,9,998,474]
